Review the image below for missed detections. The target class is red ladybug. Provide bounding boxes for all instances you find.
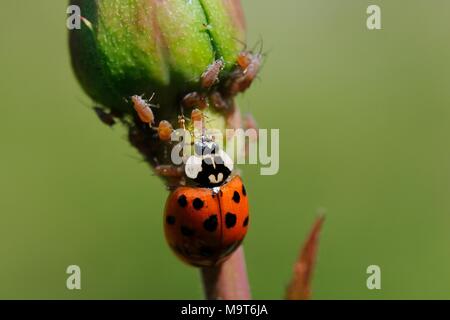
[163,141,249,267]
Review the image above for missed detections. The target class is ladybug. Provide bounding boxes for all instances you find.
[185,139,234,188]
[163,142,249,267]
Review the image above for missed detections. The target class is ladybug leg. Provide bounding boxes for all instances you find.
[201,59,224,89]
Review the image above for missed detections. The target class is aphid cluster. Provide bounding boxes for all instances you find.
[181,50,262,116]
[130,94,176,142]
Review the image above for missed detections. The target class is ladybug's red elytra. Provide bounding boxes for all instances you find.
[164,139,249,267]
[164,175,249,267]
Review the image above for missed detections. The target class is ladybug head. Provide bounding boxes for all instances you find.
[185,141,234,188]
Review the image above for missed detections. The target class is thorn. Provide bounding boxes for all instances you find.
[285,215,325,300]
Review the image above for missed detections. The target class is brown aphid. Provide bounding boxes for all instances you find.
[201,59,224,89]
[239,53,262,89]
[191,109,205,133]
[209,92,230,111]
[158,120,174,141]
[182,92,208,110]
[190,108,204,123]
[230,52,262,94]
[131,95,157,124]
[93,107,116,127]
[237,51,253,70]
[226,70,246,96]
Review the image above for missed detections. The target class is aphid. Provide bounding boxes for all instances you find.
[164,152,248,266]
[190,108,205,134]
[131,94,157,124]
[93,107,116,127]
[237,51,253,70]
[201,59,224,89]
[237,52,262,91]
[236,38,264,71]
[182,92,208,110]
[178,115,186,130]
[227,51,262,96]
[190,108,204,123]
[209,92,230,111]
[158,120,174,141]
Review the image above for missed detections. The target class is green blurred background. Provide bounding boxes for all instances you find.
[1,0,450,299]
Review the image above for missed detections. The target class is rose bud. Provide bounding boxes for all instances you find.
[69,0,246,116]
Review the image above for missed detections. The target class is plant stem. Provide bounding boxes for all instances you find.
[200,246,251,300]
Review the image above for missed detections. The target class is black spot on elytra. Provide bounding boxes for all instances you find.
[243,216,249,227]
[199,246,214,257]
[181,226,195,237]
[232,191,240,203]
[242,184,247,196]
[193,198,204,210]
[225,212,237,228]
[166,215,176,225]
[178,195,187,207]
[203,215,218,232]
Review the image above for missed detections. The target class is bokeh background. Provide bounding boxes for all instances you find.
[1,0,450,299]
